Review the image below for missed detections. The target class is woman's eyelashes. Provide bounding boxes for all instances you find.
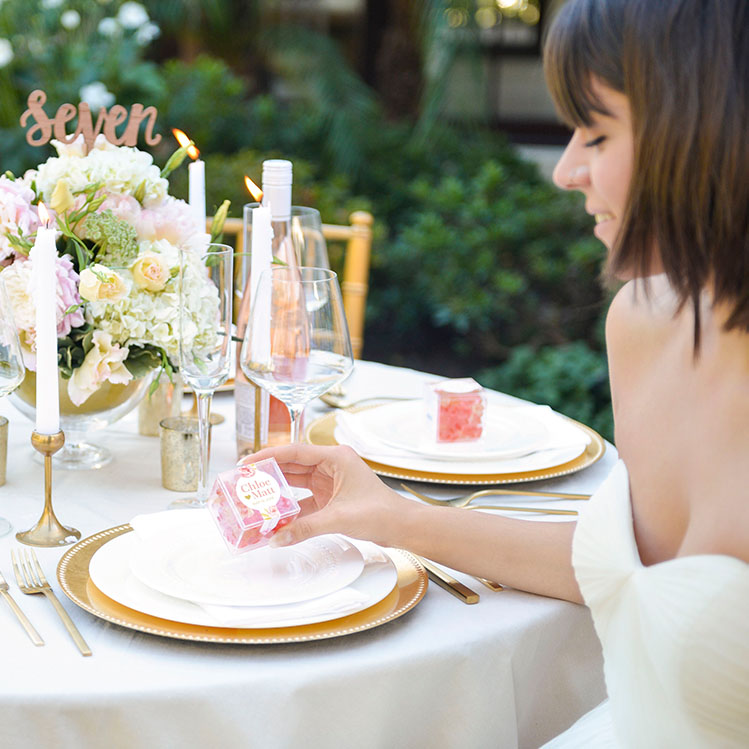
[584,135,606,148]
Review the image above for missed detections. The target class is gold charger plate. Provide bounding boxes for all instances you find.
[57,526,427,645]
[306,410,605,485]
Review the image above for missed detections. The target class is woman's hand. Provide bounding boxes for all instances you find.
[238,444,408,547]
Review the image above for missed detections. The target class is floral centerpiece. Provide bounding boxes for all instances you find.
[0,134,228,414]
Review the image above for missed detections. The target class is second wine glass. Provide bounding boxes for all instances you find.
[240,266,353,444]
[175,243,233,508]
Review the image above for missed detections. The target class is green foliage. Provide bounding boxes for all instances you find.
[477,343,614,443]
[57,323,94,379]
[124,345,167,380]
[373,157,606,357]
[151,56,251,155]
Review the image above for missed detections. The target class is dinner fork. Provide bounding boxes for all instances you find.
[11,549,91,656]
[0,567,44,646]
[400,483,589,509]
[401,485,578,516]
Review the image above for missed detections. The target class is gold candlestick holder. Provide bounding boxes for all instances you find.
[16,430,81,547]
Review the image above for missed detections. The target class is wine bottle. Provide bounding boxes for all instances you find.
[234,159,300,459]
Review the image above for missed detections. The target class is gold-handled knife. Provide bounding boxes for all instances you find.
[415,555,480,604]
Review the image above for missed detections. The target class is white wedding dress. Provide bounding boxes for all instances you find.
[544,460,749,748]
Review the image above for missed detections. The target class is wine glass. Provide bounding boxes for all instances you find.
[239,204,330,300]
[240,266,353,444]
[0,278,25,535]
[174,243,233,508]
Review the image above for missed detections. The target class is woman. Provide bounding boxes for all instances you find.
[243,0,749,744]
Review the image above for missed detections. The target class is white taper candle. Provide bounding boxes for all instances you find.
[30,225,60,434]
[188,159,206,231]
[250,205,273,362]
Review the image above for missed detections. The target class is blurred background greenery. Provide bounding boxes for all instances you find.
[0,0,613,440]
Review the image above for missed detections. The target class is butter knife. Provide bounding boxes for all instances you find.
[415,556,480,604]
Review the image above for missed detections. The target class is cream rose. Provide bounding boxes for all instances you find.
[67,330,132,406]
[78,264,127,302]
[131,252,169,291]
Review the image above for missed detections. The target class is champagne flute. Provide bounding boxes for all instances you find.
[174,244,233,508]
[240,266,353,444]
[0,278,25,535]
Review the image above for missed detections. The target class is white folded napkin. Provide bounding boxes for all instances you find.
[128,510,369,628]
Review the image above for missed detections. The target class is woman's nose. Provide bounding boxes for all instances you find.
[552,137,590,191]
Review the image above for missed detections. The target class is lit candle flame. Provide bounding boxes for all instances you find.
[38,202,50,226]
[244,175,263,202]
[172,128,200,160]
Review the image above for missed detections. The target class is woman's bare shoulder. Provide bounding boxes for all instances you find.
[606,275,679,355]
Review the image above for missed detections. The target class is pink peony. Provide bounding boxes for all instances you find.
[97,193,142,225]
[55,254,85,336]
[135,196,202,248]
[0,176,39,261]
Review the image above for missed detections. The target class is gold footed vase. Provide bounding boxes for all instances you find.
[10,370,154,470]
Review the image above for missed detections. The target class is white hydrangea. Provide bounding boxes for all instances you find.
[79,81,115,111]
[0,39,13,68]
[135,21,160,45]
[34,135,168,206]
[98,17,120,37]
[60,9,81,29]
[84,240,219,363]
[117,2,148,29]
[0,260,35,335]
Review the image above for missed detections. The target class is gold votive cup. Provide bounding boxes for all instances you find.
[0,416,7,487]
[160,416,212,492]
[138,374,184,436]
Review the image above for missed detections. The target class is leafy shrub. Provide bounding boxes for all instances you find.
[151,56,252,156]
[372,158,607,358]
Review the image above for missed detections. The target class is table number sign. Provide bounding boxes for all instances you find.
[20,89,162,152]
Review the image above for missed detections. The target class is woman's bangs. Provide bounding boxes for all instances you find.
[543,1,621,127]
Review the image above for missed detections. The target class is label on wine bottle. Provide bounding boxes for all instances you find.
[235,379,269,456]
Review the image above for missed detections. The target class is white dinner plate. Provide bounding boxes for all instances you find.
[129,525,365,608]
[90,533,397,629]
[360,401,549,460]
[335,404,590,476]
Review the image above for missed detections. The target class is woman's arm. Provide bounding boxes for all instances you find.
[242,444,583,603]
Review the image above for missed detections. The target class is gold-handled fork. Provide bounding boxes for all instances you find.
[0,567,44,646]
[320,393,415,410]
[400,483,589,509]
[401,484,578,516]
[11,549,91,656]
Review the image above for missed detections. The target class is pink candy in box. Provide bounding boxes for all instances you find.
[207,457,300,553]
[425,378,486,443]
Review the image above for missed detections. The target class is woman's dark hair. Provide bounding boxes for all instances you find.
[544,0,749,338]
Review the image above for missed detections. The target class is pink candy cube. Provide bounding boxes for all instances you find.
[207,458,301,554]
[425,378,486,443]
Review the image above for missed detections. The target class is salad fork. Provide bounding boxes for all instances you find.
[11,549,91,656]
[400,483,589,509]
[0,567,43,645]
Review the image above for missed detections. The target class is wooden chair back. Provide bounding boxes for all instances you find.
[214,211,373,359]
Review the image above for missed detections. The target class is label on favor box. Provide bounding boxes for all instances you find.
[236,468,281,533]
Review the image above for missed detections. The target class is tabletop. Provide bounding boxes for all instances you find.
[0,360,614,749]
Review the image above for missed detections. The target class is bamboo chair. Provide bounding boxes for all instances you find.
[213,211,373,359]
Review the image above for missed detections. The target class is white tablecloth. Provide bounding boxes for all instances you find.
[0,361,613,749]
